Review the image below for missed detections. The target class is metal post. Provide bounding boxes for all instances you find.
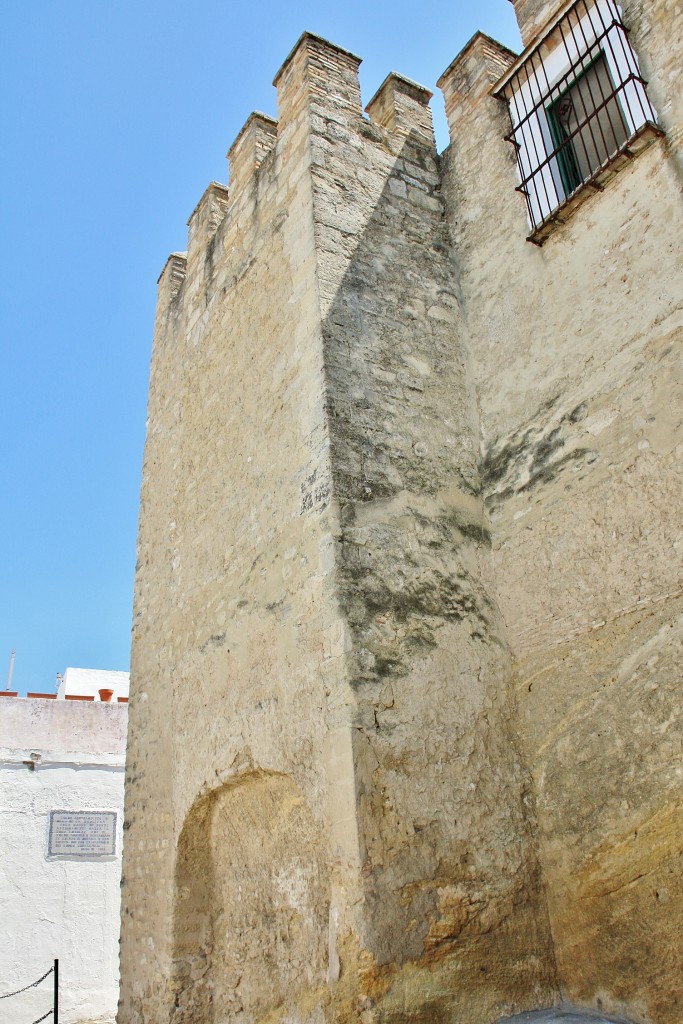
[6,649,15,691]
[53,960,58,1024]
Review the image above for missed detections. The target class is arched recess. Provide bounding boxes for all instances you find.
[171,770,329,1024]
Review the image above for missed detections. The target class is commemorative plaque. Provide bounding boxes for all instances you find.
[48,810,117,858]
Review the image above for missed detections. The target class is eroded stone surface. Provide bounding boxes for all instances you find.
[119,3,682,1023]
[439,3,683,1023]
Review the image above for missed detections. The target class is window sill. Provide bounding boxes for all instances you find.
[526,121,665,245]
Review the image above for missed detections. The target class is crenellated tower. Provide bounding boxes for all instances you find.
[120,3,683,1023]
[120,30,555,1024]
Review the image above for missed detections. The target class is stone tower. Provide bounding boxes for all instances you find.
[119,2,682,1023]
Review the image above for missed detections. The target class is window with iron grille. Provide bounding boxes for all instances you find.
[494,0,663,242]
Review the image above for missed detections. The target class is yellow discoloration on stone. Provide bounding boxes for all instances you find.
[578,802,683,901]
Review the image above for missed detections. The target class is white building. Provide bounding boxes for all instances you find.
[0,670,129,1024]
[57,667,130,703]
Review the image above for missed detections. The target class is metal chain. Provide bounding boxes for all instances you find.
[31,1011,54,1024]
[0,966,54,999]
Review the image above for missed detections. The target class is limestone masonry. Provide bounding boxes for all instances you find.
[119,1,682,1022]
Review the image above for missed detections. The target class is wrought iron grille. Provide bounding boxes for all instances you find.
[495,0,662,241]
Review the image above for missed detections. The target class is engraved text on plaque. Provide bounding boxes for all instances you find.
[48,810,117,858]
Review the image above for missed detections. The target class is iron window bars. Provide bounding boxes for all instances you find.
[495,0,663,242]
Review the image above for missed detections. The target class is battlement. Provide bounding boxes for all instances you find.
[186,181,230,260]
[157,250,187,287]
[273,32,363,124]
[366,72,434,146]
[507,0,564,46]
[165,33,440,277]
[437,32,517,143]
[227,112,278,194]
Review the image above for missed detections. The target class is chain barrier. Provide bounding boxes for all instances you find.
[32,1011,54,1024]
[0,960,57,1024]
[0,965,54,1000]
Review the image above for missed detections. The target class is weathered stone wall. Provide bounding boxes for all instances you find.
[120,41,336,1024]
[121,31,557,1024]
[122,3,682,1023]
[507,0,565,46]
[439,2,683,1020]
[119,248,186,1023]
[309,56,556,1023]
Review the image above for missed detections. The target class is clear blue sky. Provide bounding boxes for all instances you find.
[0,0,522,696]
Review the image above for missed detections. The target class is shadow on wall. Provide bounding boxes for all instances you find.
[171,770,329,1024]
[312,118,557,1013]
[320,125,491,682]
[178,122,554,1022]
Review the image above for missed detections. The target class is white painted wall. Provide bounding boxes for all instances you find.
[58,667,130,701]
[0,697,127,1024]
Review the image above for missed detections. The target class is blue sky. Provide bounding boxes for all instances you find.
[0,0,522,696]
